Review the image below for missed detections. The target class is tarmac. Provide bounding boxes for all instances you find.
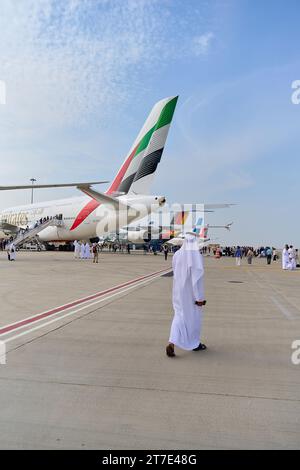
[0,250,299,449]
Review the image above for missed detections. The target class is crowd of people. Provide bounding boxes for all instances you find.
[233,246,276,266]
[202,244,299,270]
[205,245,278,259]
[1,233,299,271]
[72,240,171,263]
[26,214,61,230]
[73,240,100,263]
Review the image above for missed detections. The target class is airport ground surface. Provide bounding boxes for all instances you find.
[0,250,299,449]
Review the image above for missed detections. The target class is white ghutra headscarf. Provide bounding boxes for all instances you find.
[174,233,204,295]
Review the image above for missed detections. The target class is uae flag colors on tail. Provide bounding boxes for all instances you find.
[107,95,178,196]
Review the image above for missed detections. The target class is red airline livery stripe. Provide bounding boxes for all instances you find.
[70,145,138,231]
[106,145,137,195]
[70,198,100,231]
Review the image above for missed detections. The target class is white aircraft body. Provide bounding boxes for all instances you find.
[109,213,233,245]
[0,96,179,241]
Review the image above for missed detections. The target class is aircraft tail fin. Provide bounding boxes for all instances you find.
[190,217,206,237]
[171,210,189,228]
[107,96,178,196]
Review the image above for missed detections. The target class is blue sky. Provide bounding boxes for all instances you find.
[0,0,299,246]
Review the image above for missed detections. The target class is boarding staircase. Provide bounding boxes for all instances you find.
[11,217,64,249]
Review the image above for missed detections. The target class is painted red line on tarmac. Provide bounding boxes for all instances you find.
[0,267,171,336]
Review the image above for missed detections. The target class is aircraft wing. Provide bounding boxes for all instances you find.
[77,185,130,210]
[203,204,235,209]
[0,181,109,191]
[167,237,210,247]
[207,222,233,231]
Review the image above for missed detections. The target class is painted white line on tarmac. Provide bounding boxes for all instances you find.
[270,297,294,320]
[247,269,295,320]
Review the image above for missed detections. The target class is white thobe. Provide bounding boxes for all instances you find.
[288,248,296,270]
[169,234,204,350]
[84,243,91,259]
[9,244,16,261]
[282,248,289,270]
[74,241,81,258]
[80,243,85,259]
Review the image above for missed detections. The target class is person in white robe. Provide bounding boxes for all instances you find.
[166,233,207,357]
[80,241,85,259]
[282,244,289,270]
[74,240,81,259]
[296,249,299,268]
[84,242,91,259]
[288,245,296,270]
[8,243,16,261]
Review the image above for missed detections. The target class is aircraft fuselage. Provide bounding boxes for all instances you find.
[0,194,163,242]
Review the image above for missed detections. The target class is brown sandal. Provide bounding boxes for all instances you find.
[166,344,175,357]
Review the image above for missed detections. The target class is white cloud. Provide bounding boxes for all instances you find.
[0,0,165,129]
[0,0,217,131]
[0,0,218,210]
[193,32,214,56]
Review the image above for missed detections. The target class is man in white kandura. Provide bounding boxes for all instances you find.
[282,244,289,270]
[166,233,207,358]
[8,243,16,261]
[84,242,91,259]
[80,241,85,259]
[74,240,81,259]
[288,245,296,270]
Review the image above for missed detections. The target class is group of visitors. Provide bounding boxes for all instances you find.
[73,240,101,263]
[233,246,276,266]
[282,245,298,270]
[219,246,278,259]
[232,244,298,269]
